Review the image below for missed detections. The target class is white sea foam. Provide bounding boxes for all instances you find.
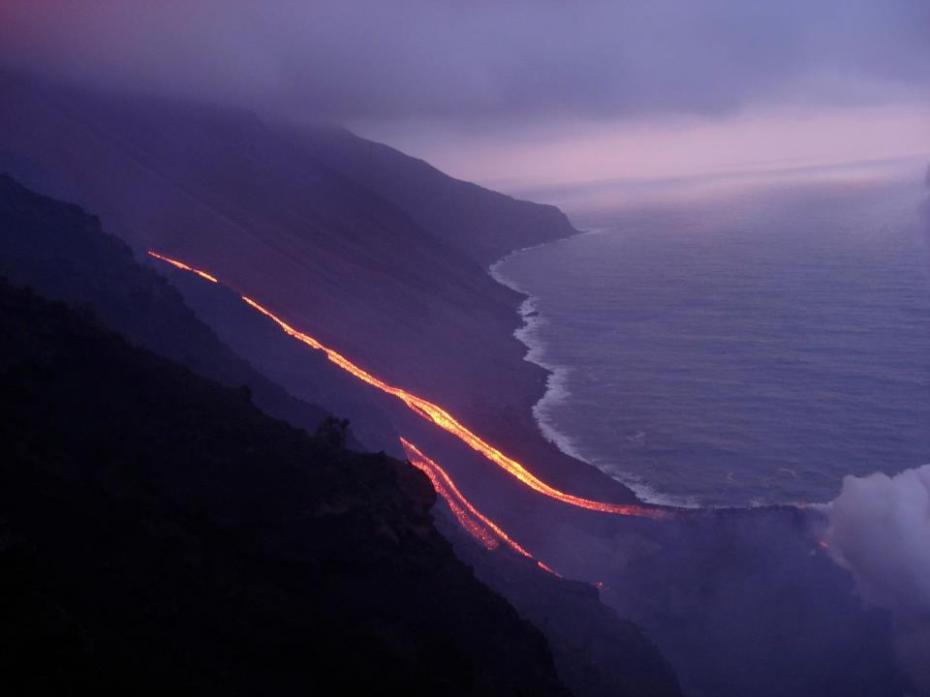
[490,247,588,466]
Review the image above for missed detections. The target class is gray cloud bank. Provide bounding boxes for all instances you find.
[1,0,928,127]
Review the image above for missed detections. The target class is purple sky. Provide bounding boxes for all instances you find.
[2,1,928,191]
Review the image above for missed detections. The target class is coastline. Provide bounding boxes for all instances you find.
[489,232,702,509]
[488,245,591,466]
[486,172,930,511]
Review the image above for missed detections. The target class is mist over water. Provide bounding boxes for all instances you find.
[495,165,930,507]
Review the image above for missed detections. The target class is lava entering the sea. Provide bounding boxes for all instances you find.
[147,250,670,521]
[401,438,560,576]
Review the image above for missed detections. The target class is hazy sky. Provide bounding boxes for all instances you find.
[2,1,928,191]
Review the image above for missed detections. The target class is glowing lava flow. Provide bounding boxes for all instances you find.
[147,250,220,283]
[401,438,560,576]
[147,250,669,520]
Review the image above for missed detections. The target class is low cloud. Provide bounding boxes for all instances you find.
[1,1,928,126]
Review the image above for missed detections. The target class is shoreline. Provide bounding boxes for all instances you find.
[486,181,930,512]
[489,232,705,510]
[489,236,834,512]
[488,245,591,466]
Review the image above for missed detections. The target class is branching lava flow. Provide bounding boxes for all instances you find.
[402,438,560,576]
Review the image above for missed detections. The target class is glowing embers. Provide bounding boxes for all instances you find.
[147,250,670,521]
[401,438,560,576]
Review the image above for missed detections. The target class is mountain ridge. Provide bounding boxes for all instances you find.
[290,124,579,266]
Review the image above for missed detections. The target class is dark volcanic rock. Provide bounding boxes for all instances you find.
[0,280,567,697]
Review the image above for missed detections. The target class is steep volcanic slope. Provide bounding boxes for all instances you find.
[0,173,331,437]
[293,125,578,266]
[0,280,568,697]
[0,71,634,503]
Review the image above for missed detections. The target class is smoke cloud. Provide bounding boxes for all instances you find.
[826,465,930,693]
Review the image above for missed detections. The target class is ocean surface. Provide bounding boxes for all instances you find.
[494,167,930,507]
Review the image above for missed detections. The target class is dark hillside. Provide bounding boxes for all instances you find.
[0,280,567,696]
[0,71,639,506]
[295,126,579,266]
[439,520,682,697]
[0,174,682,697]
[0,173,330,436]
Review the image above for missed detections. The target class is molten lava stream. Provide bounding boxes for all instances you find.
[402,438,560,576]
[147,250,670,521]
[147,250,219,283]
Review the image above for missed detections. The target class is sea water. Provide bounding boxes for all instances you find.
[494,168,930,507]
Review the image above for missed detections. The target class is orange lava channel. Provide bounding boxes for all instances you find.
[402,438,561,576]
[147,250,669,521]
[148,250,219,284]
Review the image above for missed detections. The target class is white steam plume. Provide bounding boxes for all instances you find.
[826,464,930,694]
